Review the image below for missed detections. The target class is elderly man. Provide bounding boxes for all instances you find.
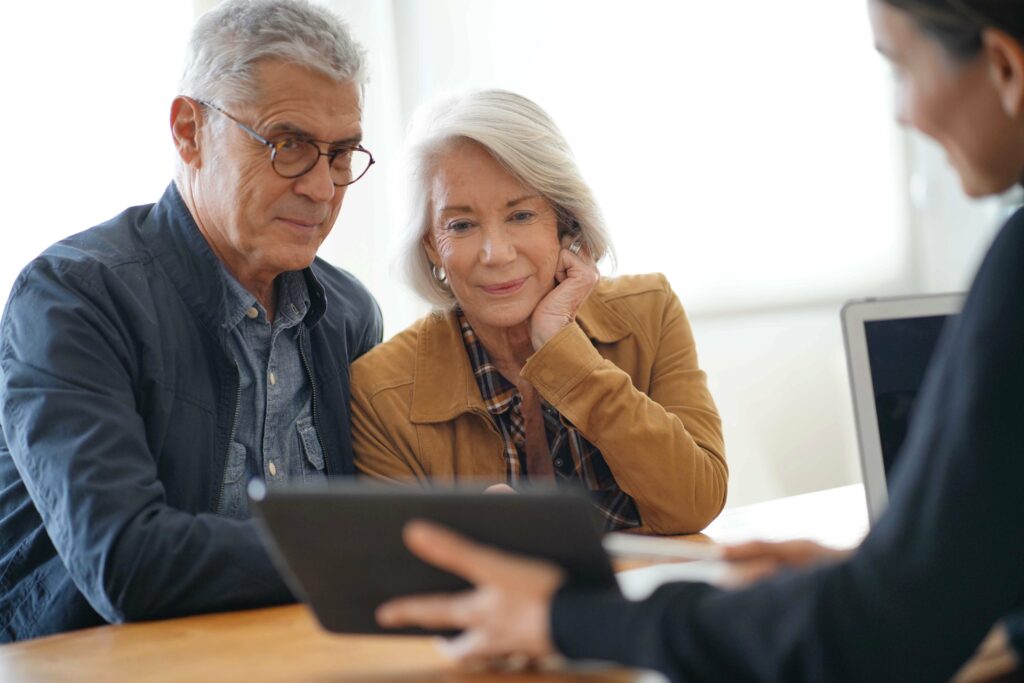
[0,0,381,641]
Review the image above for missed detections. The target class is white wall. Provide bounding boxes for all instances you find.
[3,1,1018,508]
[0,2,193,301]
[385,0,912,319]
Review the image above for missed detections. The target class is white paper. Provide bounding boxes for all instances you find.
[603,532,725,562]
[616,561,733,601]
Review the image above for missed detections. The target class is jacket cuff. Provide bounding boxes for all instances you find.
[551,584,636,662]
[521,323,603,400]
[1004,610,1024,662]
[551,581,718,668]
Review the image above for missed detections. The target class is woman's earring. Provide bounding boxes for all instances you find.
[431,263,447,283]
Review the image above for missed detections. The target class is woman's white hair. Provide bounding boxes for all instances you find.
[401,89,615,308]
[179,0,367,109]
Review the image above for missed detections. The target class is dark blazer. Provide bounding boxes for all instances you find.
[0,184,382,641]
[552,207,1024,682]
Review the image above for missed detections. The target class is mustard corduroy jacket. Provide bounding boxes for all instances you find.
[350,273,727,534]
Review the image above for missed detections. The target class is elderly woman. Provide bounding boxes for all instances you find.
[351,90,727,534]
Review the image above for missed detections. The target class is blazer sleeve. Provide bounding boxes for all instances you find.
[0,261,293,625]
[521,276,727,533]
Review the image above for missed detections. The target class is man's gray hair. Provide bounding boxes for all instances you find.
[179,0,367,107]
[402,89,615,308]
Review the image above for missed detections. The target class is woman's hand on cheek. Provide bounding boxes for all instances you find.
[528,246,599,350]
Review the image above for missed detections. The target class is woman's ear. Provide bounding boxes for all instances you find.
[422,232,441,266]
[983,29,1024,118]
[557,216,581,243]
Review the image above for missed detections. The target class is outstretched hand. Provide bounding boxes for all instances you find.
[528,239,599,350]
[375,520,566,665]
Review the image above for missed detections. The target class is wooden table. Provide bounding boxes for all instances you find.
[0,485,869,682]
[0,604,656,683]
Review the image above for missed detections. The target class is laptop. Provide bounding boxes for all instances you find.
[248,480,619,635]
[842,293,964,524]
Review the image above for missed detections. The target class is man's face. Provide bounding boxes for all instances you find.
[191,60,363,288]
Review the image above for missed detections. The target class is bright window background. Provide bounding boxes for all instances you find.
[390,0,909,315]
[3,1,1013,506]
[0,2,193,300]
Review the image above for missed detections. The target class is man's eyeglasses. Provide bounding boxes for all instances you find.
[197,99,374,187]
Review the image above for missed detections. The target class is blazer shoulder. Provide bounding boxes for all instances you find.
[593,273,679,325]
[574,273,682,348]
[594,272,673,303]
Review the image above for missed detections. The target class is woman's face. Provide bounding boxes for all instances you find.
[424,140,562,333]
[869,0,1023,196]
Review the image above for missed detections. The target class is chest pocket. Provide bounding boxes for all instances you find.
[297,417,326,481]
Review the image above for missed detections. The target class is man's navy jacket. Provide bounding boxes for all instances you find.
[0,183,382,641]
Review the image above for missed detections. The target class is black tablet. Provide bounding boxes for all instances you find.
[248,480,619,635]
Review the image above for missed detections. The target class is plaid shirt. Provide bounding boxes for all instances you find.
[457,311,640,531]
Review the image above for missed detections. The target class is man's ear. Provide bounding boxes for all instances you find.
[170,96,204,168]
[983,29,1024,119]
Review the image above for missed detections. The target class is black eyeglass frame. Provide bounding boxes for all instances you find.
[195,98,375,187]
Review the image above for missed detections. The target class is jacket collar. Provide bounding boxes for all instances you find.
[408,287,632,424]
[143,183,327,336]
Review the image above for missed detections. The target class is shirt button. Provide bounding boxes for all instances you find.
[246,307,259,319]
[554,458,564,467]
[269,371,277,386]
[268,461,277,477]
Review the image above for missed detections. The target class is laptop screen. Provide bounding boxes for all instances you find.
[863,314,955,477]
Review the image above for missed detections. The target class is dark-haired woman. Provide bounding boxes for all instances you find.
[374,1,1024,680]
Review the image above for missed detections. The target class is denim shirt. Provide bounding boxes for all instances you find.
[216,270,327,520]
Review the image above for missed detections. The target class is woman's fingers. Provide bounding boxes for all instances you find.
[376,590,477,630]
[376,520,565,661]
[401,520,525,584]
[530,246,600,348]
